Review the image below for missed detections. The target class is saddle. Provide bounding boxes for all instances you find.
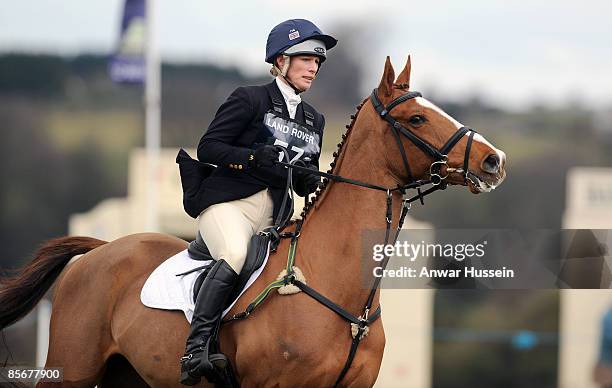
[187,229,277,310]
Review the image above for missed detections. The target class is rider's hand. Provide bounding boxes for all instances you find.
[302,171,321,194]
[249,145,280,168]
[295,164,321,196]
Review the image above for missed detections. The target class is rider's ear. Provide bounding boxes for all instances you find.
[377,56,395,98]
[395,55,411,89]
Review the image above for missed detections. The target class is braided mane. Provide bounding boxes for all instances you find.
[285,97,370,227]
[285,84,412,227]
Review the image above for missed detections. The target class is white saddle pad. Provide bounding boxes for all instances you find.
[140,245,270,323]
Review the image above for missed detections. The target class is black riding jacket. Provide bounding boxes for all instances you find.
[178,80,325,220]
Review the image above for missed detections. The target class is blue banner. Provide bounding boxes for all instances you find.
[109,0,146,84]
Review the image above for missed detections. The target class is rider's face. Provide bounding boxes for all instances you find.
[279,55,320,92]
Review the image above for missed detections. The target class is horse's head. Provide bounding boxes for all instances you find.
[370,56,506,193]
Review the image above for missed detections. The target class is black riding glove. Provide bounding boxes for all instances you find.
[295,164,321,197]
[249,145,280,168]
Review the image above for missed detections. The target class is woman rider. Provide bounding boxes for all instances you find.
[178,19,337,385]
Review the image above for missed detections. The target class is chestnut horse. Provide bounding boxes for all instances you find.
[0,57,505,387]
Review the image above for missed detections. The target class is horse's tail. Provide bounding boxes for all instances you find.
[0,236,107,330]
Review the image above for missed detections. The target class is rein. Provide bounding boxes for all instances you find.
[224,88,476,386]
[275,88,477,202]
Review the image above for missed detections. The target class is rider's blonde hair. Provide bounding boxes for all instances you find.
[270,55,290,77]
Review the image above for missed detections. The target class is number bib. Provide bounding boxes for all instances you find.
[262,112,321,164]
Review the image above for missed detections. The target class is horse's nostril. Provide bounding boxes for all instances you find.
[483,154,500,174]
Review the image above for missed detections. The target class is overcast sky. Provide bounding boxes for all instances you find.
[1,0,611,109]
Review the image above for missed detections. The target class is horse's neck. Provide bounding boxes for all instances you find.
[297,117,404,314]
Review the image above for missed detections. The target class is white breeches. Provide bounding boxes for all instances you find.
[197,189,274,273]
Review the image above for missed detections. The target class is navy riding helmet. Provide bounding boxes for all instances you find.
[265,19,337,64]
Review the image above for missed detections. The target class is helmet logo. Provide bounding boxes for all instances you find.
[314,47,325,54]
[288,29,300,40]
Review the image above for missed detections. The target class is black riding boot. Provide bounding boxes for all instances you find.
[180,259,238,386]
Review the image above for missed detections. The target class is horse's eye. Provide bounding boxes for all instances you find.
[408,115,426,126]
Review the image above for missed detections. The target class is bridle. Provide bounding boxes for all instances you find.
[370,88,477,191]
[224,88,481,387]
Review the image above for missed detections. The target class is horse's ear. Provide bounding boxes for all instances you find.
[395,55,411,89]
[377,56,395,98]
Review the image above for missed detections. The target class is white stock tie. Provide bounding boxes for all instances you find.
[275,77,301,119]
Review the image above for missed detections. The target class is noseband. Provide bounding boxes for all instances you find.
[370,88,476,189]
